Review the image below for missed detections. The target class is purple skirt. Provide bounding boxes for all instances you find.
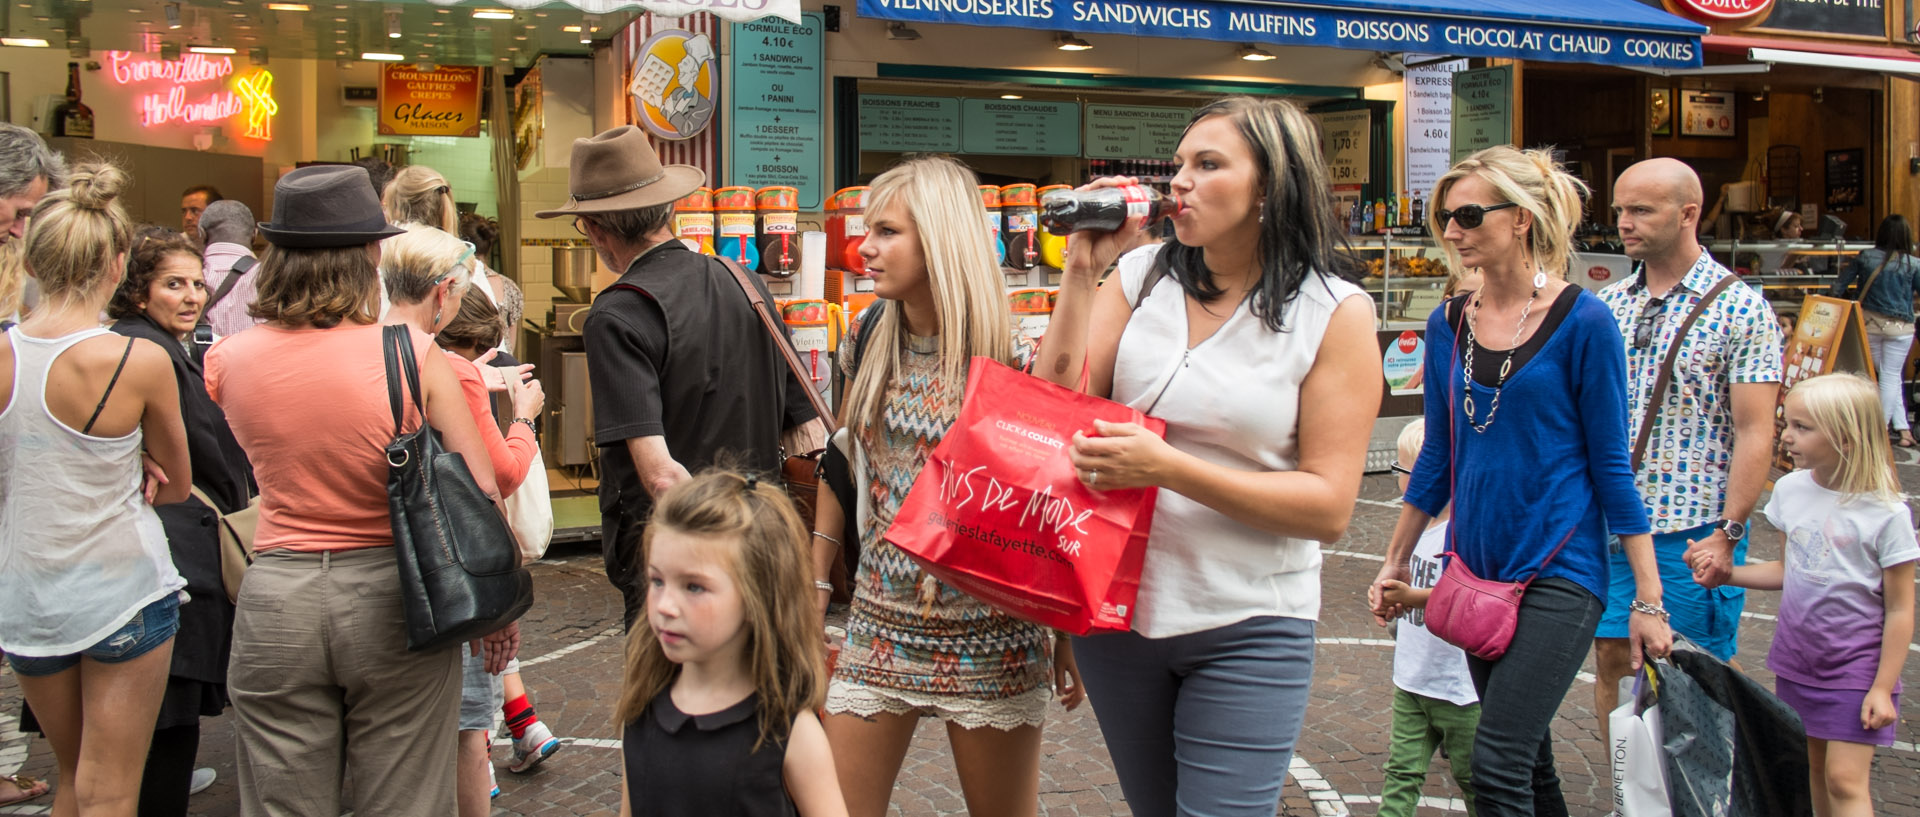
[1775,676,1900,746]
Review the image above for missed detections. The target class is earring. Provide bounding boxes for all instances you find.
[1532,270,1547,289]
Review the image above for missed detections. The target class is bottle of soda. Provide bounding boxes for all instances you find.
[1348,200,1363,235]
[1039,185,1182,233]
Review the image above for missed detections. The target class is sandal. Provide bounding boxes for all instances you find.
[1900,432,1916,448]
[0,773,50,807]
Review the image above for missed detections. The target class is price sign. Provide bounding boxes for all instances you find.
[1313,109,1371,186]
[1451,66,1512,164]
[727,13,824,209]
[858,94,961,152]
[1404,56,1465,197]
[961,99,1079,156]
[1083,104,1190,160]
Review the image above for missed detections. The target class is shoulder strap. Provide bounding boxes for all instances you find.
[716,256,840,437]
[1852,252,1893,302]
[850,300,886,378]
[82,337,136,435]
[382,325,422,437]
[204,256,256,313]
[1630,274,1738,471]
[1131,257,1169,311]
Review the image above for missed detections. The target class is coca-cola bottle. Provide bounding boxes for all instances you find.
[1039,185,1182,233]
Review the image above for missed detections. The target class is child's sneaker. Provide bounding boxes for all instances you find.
[507,720,562,774]
[489,761,499,798]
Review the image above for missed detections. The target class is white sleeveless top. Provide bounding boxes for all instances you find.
[0,327,183,656]
[1111,246,1369,638]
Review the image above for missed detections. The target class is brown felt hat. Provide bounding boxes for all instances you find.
[534,126,705,219]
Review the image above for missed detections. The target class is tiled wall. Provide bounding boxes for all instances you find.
[402,132,499,221]
[517,166,588,326]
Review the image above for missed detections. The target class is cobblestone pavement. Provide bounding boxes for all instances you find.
[7,460,1920,816]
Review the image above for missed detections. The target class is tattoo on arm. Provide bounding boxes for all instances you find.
[1053,354,1069,375]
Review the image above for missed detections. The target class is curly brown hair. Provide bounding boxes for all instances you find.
[108,227,200,320]
[248,244,380,329]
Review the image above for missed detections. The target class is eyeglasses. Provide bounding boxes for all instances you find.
[571,217,587,237]
[1390,463,1413,476]
[1633,296,1667,350]
[1434,202,1518,231]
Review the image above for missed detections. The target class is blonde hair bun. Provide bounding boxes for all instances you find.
[63,162,130,212]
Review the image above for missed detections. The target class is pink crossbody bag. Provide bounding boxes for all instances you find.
[1422,298,1575,660]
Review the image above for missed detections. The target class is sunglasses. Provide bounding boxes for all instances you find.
[1390,463,1413,476]
[1633,296,1667,350]
[1435,202,1518,230]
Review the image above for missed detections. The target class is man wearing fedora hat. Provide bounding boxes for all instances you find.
[542,126,821,629]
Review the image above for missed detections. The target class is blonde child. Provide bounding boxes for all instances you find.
[616,471,848,817]
[1373,419,1480,817]
[1701,373,1915,817]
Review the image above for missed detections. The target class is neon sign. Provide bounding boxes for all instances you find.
[105,51,276,141]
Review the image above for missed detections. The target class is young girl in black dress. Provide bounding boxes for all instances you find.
[616,471,848,817]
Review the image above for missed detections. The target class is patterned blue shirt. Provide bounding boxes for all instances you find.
[1599,250,1781,532]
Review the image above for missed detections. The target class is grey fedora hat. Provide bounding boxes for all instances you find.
[259,165,406,248]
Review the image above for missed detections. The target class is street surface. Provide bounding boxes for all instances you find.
[7,460,1920,816]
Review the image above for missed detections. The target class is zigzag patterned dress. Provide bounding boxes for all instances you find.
[824,327,1052,729]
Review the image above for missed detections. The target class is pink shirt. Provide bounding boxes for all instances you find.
[207,322,441,553]
[201,242,264,338]
[446,351,537,497]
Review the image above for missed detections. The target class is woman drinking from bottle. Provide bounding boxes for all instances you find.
[1037,96,1382,816]
[808,155,1084,817]
[1370,146,1671,817]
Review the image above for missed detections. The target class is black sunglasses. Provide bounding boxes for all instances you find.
[1390,463,1413,476]
[1435,202,1518,230]
[1633,296,1667,350]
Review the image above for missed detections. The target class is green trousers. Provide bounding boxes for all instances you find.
[1380,686,1481,817]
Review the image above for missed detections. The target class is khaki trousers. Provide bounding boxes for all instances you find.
[229,547,460,817]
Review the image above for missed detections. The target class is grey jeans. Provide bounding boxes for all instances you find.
[1073,615,1316,817]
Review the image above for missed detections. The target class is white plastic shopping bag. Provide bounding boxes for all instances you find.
[1610,671,1671,817]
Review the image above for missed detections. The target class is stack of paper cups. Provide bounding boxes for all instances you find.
[797,231,827,300]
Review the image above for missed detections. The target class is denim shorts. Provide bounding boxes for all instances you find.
[7,593,181,677]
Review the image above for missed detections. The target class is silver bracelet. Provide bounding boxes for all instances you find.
[810,531,842,547]
[814,580,833,592]
[1629,599,1669,621]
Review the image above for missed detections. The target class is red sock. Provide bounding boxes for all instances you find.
[503,695,537,740]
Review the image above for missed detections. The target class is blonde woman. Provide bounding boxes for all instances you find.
[1371,146,1670,817]
[0,162,191,817]
[1039,96,1381,815]
[384,166,523,353]
[807,156,1083,817]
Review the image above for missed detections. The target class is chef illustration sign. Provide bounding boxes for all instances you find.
[378,65,482,137]
[632,29,717,141]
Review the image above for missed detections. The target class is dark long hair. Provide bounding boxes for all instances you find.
[1873,214,1912,255]
[1153,96,1361,332]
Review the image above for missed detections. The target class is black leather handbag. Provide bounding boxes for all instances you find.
[382,325,533,652]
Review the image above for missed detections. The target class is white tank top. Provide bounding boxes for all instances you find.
[0,327,184,657]
[1111,246,1370,638]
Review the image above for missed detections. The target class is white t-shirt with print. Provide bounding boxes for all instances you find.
[1762,470,1920,691]
[1393,522,1479,706]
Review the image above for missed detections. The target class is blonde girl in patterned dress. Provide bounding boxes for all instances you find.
[807,156,1086,817]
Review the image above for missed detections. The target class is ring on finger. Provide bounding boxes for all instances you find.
[1088,469,1100,486]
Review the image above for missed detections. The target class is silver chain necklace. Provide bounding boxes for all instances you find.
[1462,287,1540,432]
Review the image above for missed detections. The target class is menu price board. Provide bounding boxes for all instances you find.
[1757,0,1888,38]
[858,94,960,152]
[728,13,825,209]
[961,99,1080,156]
[378,65,482,137]
[1680,91,1735,138]
[1314,109,1372,186]
[1772,295,1874,476]
[1825,147,1864,210]
[1450,66,1511,164]
[1084,104,1189,161]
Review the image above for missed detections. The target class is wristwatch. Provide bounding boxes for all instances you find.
[1719,519,1747,541]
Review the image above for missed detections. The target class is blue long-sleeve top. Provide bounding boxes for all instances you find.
[1404,290,1651,602]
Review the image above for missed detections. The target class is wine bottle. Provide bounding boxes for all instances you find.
[51,62,94,139]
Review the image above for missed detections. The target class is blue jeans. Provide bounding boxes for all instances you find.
[7,593,181,677]
[1072,616,1315,817]
[1465,578,1603,817]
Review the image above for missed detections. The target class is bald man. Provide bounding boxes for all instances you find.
[1593,158,1780,743]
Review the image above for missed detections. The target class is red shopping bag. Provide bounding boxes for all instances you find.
[883,356,1163,635]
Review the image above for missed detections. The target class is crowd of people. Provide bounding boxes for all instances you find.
[0,88,1914,817]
